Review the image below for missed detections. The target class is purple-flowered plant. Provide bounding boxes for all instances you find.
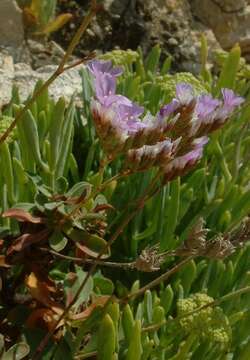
[87,60,244,181]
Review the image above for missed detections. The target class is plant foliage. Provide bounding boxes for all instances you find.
[0,42,249,359]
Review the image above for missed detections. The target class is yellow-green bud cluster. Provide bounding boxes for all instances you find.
[158,73,207,102]
[177,293,231,345]
[100,50,139,67]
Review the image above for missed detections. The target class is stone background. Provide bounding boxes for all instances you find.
[54,0,250,71]
[1,0,250,107]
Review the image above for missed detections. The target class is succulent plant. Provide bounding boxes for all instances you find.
[0,42,249,360]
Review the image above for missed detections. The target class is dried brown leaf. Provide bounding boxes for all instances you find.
[26,308,59,331]
[7,229,50,255]
[2,208,45,224]
[25,272,63,314]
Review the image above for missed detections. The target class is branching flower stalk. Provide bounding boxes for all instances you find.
[0,0,100,145]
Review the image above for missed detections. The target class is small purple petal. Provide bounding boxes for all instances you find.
[222,89,244,109]
[126,120,147,133]
[120,103,144,119]
[94,73,116,103]
[158,99,180,121]
[221,89,244,113]
[87,59,123,77]
[215,89,244,120]
[102,94,132,108]
[116,103,145,133]
[176,83,194,105]
[195,94,221,121]
[164,147,202,173]
[109,67,124,77]
[183,147,203,164]
[163,136,208,181]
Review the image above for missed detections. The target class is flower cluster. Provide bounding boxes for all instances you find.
[87,60,243,181]
[177,293,231,345]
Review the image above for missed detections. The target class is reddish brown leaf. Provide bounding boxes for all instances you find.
[93,204,115,213]
[2,208,45,224]
[26,308,59,331]
[7,229,50,255]
[0,255,11,268]
[75,242,110,259]
[25,272,63,315]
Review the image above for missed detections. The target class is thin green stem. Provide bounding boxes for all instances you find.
[74,351,98,359]
[39,247,136,270]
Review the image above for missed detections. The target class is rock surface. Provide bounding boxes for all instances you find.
[55,0,221,73]
[190,0,250,61]
[1,0,250,108]
[0,0,24,58]
[0,52,83,108]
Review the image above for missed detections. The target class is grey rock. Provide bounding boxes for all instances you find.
[0,53,15,108]
[55,0,220,73]
[190,0,250,60]
[27,40,67,69]
[0,0,24,48]
[0,52,83,108]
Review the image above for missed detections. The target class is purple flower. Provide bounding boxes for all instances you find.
[189,89,244,137]
[89,60,146,138]
[87,59,123,77]
[94,72,135,110]
[157,99,180,121]
[157,83,195,122]
[215,89,244,120]
[116,103,145,132]
[91,100,128,149]
[222,89,244,110]
[94,72,116,104]
[176,83,194,105]
[213,89,244,122]
[195,94,221,122]
[91,94,147,153]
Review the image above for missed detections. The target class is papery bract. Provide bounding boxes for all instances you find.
[163,136,208,182]
[125,138,179,172]
[176,83,195,105]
